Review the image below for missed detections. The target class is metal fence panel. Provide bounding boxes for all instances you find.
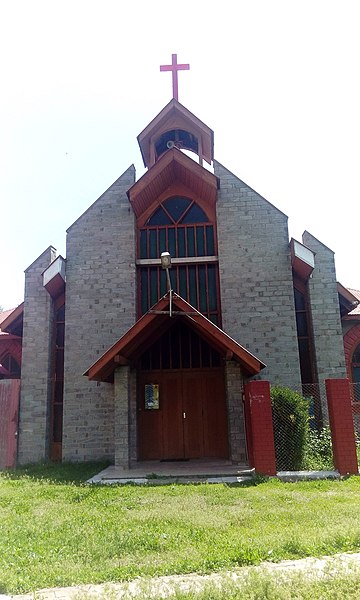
[271,383,334,472]
[350,383,360,440]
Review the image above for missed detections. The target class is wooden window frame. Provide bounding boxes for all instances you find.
[136,192,221,323]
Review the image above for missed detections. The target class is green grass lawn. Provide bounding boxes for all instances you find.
[1,463,360,595]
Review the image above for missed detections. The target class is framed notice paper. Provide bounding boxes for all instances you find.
[144,384,159,410]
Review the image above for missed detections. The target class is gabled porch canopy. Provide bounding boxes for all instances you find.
[84,293,266,382]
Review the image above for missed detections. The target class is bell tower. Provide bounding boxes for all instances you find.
[137,54,214,168]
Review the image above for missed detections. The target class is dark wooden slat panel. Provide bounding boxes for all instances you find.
[182,372,204,458]
[138,373,163,460]
[162,373,184,459]
[203,370,228,458]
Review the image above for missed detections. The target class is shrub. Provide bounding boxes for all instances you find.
[271,386,309,471]
[303,426,333,470]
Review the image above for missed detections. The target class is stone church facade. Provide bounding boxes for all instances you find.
[1,94,359,469]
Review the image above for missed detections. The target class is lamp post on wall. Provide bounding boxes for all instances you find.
[160,251,173,317]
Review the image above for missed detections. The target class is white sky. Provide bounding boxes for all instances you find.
[1,0,359,310]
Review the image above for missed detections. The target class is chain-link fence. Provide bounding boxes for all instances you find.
[271,384,334,472]
[350,384,360,466]
[350,382,360,403]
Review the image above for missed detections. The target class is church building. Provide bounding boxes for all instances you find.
[1,55,359,469]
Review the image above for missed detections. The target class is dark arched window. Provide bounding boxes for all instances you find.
[352,343,360,401]
[0,353,21,378]
[137,196,220,323]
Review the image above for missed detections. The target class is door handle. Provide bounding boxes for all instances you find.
[183,412,186,419]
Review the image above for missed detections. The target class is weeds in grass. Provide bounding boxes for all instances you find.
[70,560,360,599]
[1,464,360,595]
[303,427,334,470]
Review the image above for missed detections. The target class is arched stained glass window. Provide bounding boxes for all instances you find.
[140,197,214,260]
[181,203,208,224]
[138,196,220,323]
[147,197,208,226]
[147,207,172,226]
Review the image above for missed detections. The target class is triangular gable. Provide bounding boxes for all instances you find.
[213,160,288,220]
[67,165,136,233]
[84,293,266,382]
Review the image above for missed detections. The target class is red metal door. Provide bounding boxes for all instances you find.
[0,379,20,469]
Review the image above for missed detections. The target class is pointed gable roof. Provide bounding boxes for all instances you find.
[127,148,219,223]
[137,99,214,168]
[127,147,219,221]
[84,293,265,382]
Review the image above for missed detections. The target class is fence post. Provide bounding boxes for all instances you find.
[325,378,358,476]
[244,380,276,476]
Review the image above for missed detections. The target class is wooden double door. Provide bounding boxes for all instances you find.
[138,368,228,460]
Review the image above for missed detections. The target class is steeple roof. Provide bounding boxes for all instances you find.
[137,99,214,168]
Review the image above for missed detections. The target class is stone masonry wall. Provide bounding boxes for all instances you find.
[129,368,137,466]
[114,366,130,468]
[62,166,136,462]
[302,232,346,419]
[18,246,57,464]
[225,361,247,463]
[113,366,137,468]
[215,161,301,388]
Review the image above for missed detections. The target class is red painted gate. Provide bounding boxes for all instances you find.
[0,379,20,469]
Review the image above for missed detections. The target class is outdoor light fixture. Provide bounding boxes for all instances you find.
[160,251,172,270]
[160,251,173,317]
[149,252,198,318]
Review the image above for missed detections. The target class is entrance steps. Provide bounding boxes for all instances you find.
[87,459,254,485]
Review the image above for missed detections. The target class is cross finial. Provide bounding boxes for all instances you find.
[160,54,190,101]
